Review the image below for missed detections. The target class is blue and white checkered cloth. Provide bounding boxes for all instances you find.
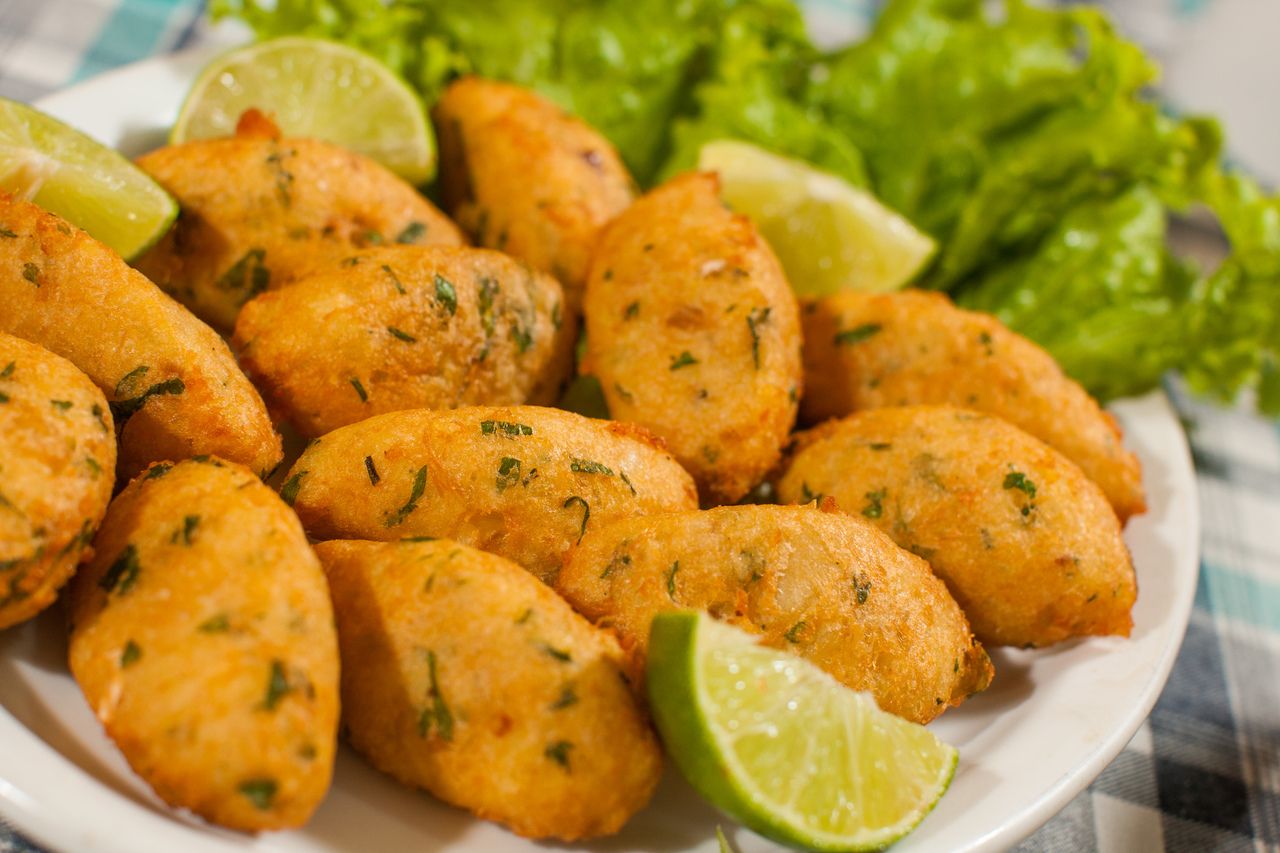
[0,1,1277,851]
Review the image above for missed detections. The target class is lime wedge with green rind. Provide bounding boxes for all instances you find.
[698,139,936,297]
[647,611,957,852]
[171,36,436,185]
[0,97,177,260]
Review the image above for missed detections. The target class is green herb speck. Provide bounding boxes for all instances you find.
[669,351,698,370]
[120,640,142,667]
[551,685,578,710]
[434,274,457,315]
[784,621,805,643]
[349,377,369,402]
[21,262,39,285]
[238,778,277,810]
[262,660,290,711]
[496,456,521,492]
[834,323,882,346]
[545,740,573,769]
[563,495,589,542]
[387,326,417,343]
[280,470,307,506]
[862,489,885,519]
[198,613,230,633]
[384,465,428,527]
[1003,470,1037,499]
[666,560,681,601]
[99,544,140,595]
[395,221,427,244]
[418,650,454,740]
[364,456,380,485]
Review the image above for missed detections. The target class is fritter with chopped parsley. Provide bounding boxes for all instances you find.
[556,502,992,725]
[434,77,634,317]
[0,332,114,629]
[280,405,698,585]
[66,457,339,832]
[234,246,573,438]
[800,289,1146,522]
[134,110,464,332]
[778,406,1137,648]
[0,194,281,480]
[582,172,802,505]
[316,538,662,840]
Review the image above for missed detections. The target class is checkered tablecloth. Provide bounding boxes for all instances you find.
[1,1,1277,851]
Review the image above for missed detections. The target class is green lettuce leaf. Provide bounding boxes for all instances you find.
[660,1,868,187]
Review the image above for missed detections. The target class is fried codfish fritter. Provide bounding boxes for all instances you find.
[0,195,281,480]
[282,406,697,585]
[0,333,114,629]
[583,172,802,505]
[778,406,1137,648]
[556,503,992,725]
[234,246,573,438]
[134,112,464,331]
[67,457,339,832]
[800,290,1145,522]
[433,77,634,313]
[316,539,662,841]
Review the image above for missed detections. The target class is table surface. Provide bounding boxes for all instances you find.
[1,1,1277,852]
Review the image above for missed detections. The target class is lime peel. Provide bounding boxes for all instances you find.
[647,611,957,852]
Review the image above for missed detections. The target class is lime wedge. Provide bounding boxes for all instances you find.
[172,37,436,185]
[0,97,177,260]
[698,140,936,296]
[647,611,956,852]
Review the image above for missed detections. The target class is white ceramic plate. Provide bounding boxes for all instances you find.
[0,47,1200,853]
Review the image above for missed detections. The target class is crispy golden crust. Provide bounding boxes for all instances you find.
[778,406,1137,648]
[583,172,801,505]
[315,539,662,840]
[556,504,992,724]
[0,334,114,629]
[66,458,339,832]
[800,290,1146,522]
[134,133,464,331]
[433,76,634,312]
[233,246,574,438]
[0,195,281,480]
[282,406,697,584]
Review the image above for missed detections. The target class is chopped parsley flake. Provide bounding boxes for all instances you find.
[434,274,457,315]
[280,470,307,506]
[496,456,522,492]
[387,326,417,343]
[395,221,427,244]
[349,377,369,402]
[834,323,883,346]
[1003,470,1038,499]
[666,560,681,601]
[99,545,140,595]
[215,248,269,303]
[198,613,230,633]
[570,459,612,476]
[365,455,381,485]
[21,262,39,285]
[551,685,578,710]
[382,263,406,294]
[418,650,454,740]
[541,644,572,663]
[785,621,805,643]
[545,740,573,769]
[563,496,589,542]
[480,420,533,437]
[855,578,872,605]
[120,640,142,667]
[173,514,200,545]
[384,465,428,527]
[262,660,290,711]
[669,351,699,370]
[238,778,277,810]
[111,376,185,420]
[747,307,771,369]
[862,489,886,519]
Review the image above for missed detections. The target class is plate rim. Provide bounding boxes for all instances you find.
[0,45,1203,853]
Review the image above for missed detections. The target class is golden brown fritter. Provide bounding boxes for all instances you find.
[234,246,573,438]
[0,195,282,480]
[134,114,464,331]
[800,290,1146,522]
[433,76,634,313]
[281,405,697,585]
[777,406,1137,648]
[316,539,662,840]
[66,457,339,832]
[0,333,114,629]
[556,503,992,725]
[582,172,802,505]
